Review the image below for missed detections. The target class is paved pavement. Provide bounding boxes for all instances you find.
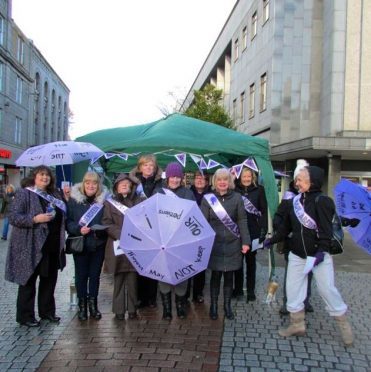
[0,226,370,371]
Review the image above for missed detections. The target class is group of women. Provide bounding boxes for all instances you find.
[3,155,353,347]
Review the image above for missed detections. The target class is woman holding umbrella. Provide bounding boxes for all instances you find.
[66,171,109,321]
[201,168,251,320]
[5,166,66,327]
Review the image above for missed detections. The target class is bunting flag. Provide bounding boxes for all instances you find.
[104,153,116,160]
[117,153,128,161]
[207,159,220,169]
[174,153,187,167]
[190,154,201,165]
[90,154,104,164]
[232,164,243,179]
[199,158,208,170]
[243,157,259,172]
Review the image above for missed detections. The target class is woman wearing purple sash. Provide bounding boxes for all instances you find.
[266,166,353,346]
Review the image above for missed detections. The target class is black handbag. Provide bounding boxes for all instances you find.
[65,235,84,254]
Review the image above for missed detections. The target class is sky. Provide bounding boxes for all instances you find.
[12,0,236,139]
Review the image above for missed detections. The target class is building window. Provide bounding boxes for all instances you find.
[17,37,25,64]
[242,27,248,50]
[263,0,270,24]
[251,11,258,39]
[234,38,239,61]
[16,76,23,104]
[0,62,3,92]
[260,73,267,112]
[232,99,237,123]
[249,83,255,118]
[240,91,245,123]
[0,16,4,46]
[15,117,22,144]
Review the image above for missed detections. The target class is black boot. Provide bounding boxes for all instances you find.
[77,297,88,321]
[88,297,102,320]
[161,292,172,320]
[209,287,219,320]
[224,287,234,320]
[175,295,187,319]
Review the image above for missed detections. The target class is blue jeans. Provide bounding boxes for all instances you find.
[2,217,9,239]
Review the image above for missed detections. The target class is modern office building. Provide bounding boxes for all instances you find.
[182,0,371,194]
[0,0,69,188]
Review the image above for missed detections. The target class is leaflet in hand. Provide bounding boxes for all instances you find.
[251,238,263,252]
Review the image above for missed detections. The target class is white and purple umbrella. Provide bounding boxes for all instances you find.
[120,193,216,285]
[15,141,104,167]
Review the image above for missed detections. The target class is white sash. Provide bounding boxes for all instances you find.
[293,194,317,230]
[204,193,240,238]
[106,196,129,216]
[162,188,178,198]
[282,191,296,200]
[135,183,147,199]
[79,202,104,226]
[241,196,261,216]
[27,187,66,213]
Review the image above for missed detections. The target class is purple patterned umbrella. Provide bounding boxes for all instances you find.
[120,193,216,285]
[334,179,371,254]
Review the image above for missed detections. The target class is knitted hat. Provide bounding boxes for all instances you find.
[293,159,309,179]
[165,162,184,178]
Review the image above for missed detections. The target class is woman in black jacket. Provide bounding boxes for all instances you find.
[268,166,353,347]
[233,167,268,302]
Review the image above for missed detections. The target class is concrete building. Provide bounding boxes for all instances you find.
[0,0,69,189]
[182,0,371,195]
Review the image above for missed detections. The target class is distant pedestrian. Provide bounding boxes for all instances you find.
[201,168,251,320]
[102,174,143,320]
[1,184,16,240]
[5,166,66,327]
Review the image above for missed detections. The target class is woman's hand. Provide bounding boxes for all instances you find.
[33,213,54,224]
[80,225,91,235]
[63,185,71,201]
[241,244,250,254]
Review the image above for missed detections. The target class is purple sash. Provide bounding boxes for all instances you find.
[293,194,317,230]
[27,187,66,213]
[106,196,129,216]
[241,196,261,216]
[204,193,240,238]
[282,191,296,200]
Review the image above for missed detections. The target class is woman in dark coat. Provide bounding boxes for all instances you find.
[155,162,196,320]
[102,174,142,320]
[1,184,16,240]
[233,167,268,302]
[66,171,108,321]
[267,166,353,346]
[5,166,66,327]
[201,168,251,320]
[129,154,163,308]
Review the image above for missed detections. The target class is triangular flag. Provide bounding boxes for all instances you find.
[199,158,208,170]
[190,154,201,164]
[174,153,186,167]
[117,153,128,161]
[233,164,243,179]
[104,153,116,160]
[243,158,259,172]
[90,154,104,165]
[207,159,220,169]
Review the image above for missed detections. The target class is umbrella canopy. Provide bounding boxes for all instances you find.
[15,141,104,167]
[334,179,371,254]
[120,193,216,285]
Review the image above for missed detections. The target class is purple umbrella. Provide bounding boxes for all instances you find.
[334,179,371,255]
[120,193,216,285]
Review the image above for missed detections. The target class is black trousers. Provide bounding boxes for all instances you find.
[234,250,257,295]
[186,270,206,300]
[73,248,105,298]
[210,270,234,294]
[16,263,58,323]
[137,276,158,305]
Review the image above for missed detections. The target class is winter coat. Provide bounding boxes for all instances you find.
[102,175,143,274]
[66,184,109,253]
[129,166,163,198]
[234,182,268,240]
[190,184,211,206]
[201,190,251,271]
[270,166,334,259]
[155,184,196,201]
[5,188,66,286]
[1,191,15,215]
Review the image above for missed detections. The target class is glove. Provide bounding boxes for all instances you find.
[313,251,325,267]
[263,238,273,249]
[258,229,267,244]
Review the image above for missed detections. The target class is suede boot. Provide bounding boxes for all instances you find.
[279,310,306,337]
[175,295,187,319]
[77,297,88,321]
[223,287,234,320]
[160,292,172,320]
[88,297,102,320]
[335,314,354,347]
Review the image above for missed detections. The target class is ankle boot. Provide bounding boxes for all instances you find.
[77,297,88,321]
[88,297,102,320]
[279,310,305,337]
[335,314,354,347]
[175,295,187,319]
[223,287,234,320]
[209,284,219,320]
[160,292,172,320]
